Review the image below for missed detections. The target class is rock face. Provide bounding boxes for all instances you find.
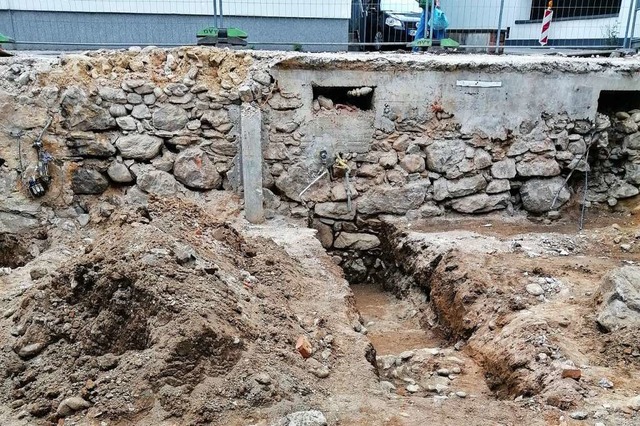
[71,169,109,194]
[357,182,428,215]
[152,105,188,131]
[173,148,222,190]
[520,177,570,213]
[596,267,640,332]
[116,134,164,160]
[61,86,115,131]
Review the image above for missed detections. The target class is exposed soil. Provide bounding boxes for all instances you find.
[0,195,378,425]
[367,208,640,425]
[352,284,440,355]
[1,197,640,425]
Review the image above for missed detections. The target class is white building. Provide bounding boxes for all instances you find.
[440,0,640,48]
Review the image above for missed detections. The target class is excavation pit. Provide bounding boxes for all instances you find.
[1,48,640,426]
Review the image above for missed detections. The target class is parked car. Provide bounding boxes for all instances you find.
[350,0,424,50]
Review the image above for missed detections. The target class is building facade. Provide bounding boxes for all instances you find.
[441,0,640,48]
[0,0,352,51]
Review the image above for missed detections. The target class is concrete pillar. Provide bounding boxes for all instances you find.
[240,104,265,224]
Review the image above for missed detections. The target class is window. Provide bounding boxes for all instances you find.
[530,0,622,20]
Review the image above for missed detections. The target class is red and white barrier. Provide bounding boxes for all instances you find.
[539,1,554,46]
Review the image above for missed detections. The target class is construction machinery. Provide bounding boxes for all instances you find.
[197,0,248,46]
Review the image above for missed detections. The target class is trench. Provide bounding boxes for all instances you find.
[336,224,501,401]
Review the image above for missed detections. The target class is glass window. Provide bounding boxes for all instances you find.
[530,0,622,20]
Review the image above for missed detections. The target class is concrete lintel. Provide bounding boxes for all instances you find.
[240,104,265,224]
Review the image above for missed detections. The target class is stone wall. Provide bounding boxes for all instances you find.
[1,49,640,251]
[0,47,274,234]
[265,96,640,252]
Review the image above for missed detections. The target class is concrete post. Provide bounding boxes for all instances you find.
[240,104,265,224]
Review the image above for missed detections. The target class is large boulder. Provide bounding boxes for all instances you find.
[433,175,487,201]
[357,181,428,215]
[608,181,639,199]
[399,154,426,173]
[201,110,230,128]
[311,220,333,249]
[315,202,356,220]
[491,158,517,179]
[61,86,116,131]
[66,133,116,158]
[136,169,178,196]
[107,161,134,183]
[596,267,640,332]
[173,148,222,190]
[152,105,188,131]
[624,132,640,150]
[624,163,640,185]
[115,134,164,160]
[0,212,39,234]
[516,155,561,177]
[519,177,570,213]
[334,232,381,250]
[98,87,127,104]
[268,93,303,111]
[275,165,330,203]
[450,192,510,213]
[71,168,109,194]
[425,140,466,173]
[0,198,40,233]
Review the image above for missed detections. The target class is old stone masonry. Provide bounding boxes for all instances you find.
[1,48,640,252]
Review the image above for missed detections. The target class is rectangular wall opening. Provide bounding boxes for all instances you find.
[598,90,640,114]
[312,85,375,111]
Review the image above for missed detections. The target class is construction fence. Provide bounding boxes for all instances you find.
[0,0,639,52]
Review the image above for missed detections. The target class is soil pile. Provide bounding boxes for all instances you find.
[0,198,351,425]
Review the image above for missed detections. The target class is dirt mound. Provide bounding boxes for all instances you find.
[0,198,343,425]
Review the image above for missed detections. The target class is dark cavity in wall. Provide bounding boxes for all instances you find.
[0,231,48,268]
[598,91,640,114]
[312,85,375,111]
